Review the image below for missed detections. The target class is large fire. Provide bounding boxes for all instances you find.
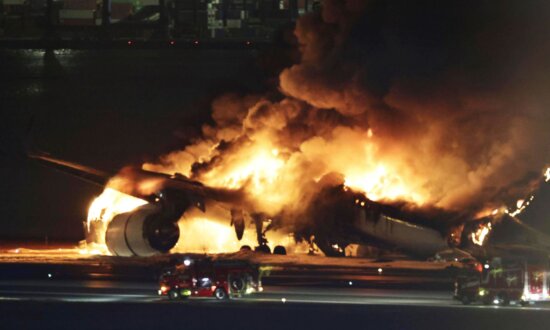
[84,187,304,254]
[82,129,431,255]
[83,188,147,254]
[173,217,304,254]
[82,2,550,256]
[84,146,546,254]
[81,97,550,255]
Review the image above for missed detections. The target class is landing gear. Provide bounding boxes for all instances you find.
[273,245,287,255]
[255,245,271,254]
[252,213,278,255]
[240,245,252,252]
[239,213,287,256]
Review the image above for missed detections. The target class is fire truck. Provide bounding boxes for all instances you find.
[454,257,550,306]
[158,257,263,300]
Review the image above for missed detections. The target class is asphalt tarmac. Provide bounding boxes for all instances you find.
[2,279,549,309]
[1,279,550,330]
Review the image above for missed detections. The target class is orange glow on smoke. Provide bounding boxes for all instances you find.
[184,131,430,216]
[202,145,284,194]
[82,131,547,256]
[82,112,548,255]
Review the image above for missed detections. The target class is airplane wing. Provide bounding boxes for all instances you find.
[28,151,112,188]
[28,151,250,257]
[28,151,245,206]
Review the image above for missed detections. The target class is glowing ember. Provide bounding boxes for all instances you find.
[545,167,550,182]
[516,199,524,209]
[508,195,535,217]
[471,222,492,246]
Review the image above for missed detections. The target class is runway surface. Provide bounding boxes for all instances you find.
[1,279,550,330]
[1,250,549,329]
[1,279,549,310]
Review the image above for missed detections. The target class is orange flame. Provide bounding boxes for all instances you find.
[172,216,298,254]
[83,188,147,253]
[87,188,147,228]
[471,222,492,246]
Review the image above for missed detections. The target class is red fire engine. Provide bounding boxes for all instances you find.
[158,257,263,300]
[454,257,550,306]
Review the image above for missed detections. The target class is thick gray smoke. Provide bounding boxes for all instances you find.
[280,0,550,212]
[146,0,550,222]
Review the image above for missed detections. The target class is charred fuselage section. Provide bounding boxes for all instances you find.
[460,214,550,260]
[292,183,451,258]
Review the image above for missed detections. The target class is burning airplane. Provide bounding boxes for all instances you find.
[30,0,550,259]
[28,150,550,259]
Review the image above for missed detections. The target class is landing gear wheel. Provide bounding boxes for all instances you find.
[273,245,287,255]
[168,290,179,300]
[461,295,471,305]
[255,245,271,254]
[240,245,252,252]
[214,287,228,300]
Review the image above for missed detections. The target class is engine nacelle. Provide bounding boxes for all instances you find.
[105,204,180,257]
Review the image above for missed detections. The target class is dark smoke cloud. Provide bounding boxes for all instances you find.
[280,0,550,211]
[146,0,550,225]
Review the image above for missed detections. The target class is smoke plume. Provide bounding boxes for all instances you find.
[145,0,550,226]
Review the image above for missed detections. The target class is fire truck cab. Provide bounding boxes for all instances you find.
[158,257,262,300]
[454,257,550,306]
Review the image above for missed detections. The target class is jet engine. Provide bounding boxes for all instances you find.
[105,204,180,257]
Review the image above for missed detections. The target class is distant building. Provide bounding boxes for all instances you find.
[1,0,320,40]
